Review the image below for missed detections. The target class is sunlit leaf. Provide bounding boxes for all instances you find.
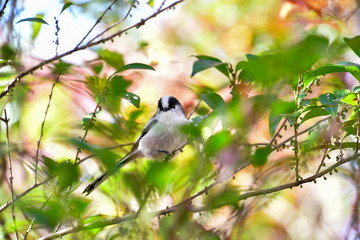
[113,63,155,75]
[344,35,360,58]
[97,48,124,69]
[31,14,44,40]
[204,131,232,157]
[1,45,16,60]
[200,92,225,110]
[353,86,360,93]
[122,172,144,202]
[340,93,357,106]
[301,107,329,124]
[240,35,328,87]
[16,17,48,25]
[56,161,79,191]
[82,111,101,130]
[123,91,140,108]
[269,114,282,137]
[305,63,360,81]
[334,89,350,99]
[147,0,154,7]
[207,188,240,207]
[319,93,338,117]
[91,62,103,75]
[304,64,350,80]
[191,55,228,77]
[51,60,72,75]
[251,146,272,167]
[109,75,131,96]
[270,100,296,115]
[146,161,175,191]
[20,200,62,229]
[60,2,73,14]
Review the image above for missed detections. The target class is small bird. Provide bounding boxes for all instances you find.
[83,96,189,195]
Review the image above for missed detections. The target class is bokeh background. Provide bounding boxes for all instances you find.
[1,0,360,239]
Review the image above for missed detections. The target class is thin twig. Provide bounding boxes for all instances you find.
[86,0,135,45]
[0,0,186,99]
[74,97,102,164]
[0,0,10,20]
[269,118,287,146]
[78,142,134,164]
[315,138,330,174]
[2,109,19,240]
[75,0,119,49]
[187,99,201,119]
[23,190,54,240]
[273,116,331,149]
[0,178,49,213]
[34,75,61,184]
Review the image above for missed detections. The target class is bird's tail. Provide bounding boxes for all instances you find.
[82,150,139,195]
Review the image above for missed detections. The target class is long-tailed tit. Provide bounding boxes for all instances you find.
[83,96,188,195]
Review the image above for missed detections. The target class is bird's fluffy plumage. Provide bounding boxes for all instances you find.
[83,96,188,195]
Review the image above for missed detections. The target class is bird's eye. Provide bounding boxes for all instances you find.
[171,105,176,109]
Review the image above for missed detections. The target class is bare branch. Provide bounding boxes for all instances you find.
[86,0,136,45]
[0,0,10,20]
[34,75,61,184]
[269,118,287,146]
[0,0,186,99]
[0,179,49,213]
[75,0,119,49]
[3,109,19,240]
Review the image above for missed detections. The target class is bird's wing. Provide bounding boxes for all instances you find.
[130,117,158,151]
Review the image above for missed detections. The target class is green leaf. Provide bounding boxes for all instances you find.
[51,60,72,75]
[340,93,357,106]
[334,89,350,99]
[82,111,100,130]
[31,14,45,40]
[122,172,144,202]
[91,62,103,75]
[235,61,247,72]
[304,64,349,81]
[353,86,360,93]
[191,55,228,77]
[301,107,329,124]
[123,91,140,108]
[1,45,16,60]
[113,63,155,75]
[270,100,296,115]
[110,75,131,96]
[146,161,175,191]
[16,17,48,25]
[60,2,73,14]
[319,93,338,117]
[200,92,225,110]
[251,146,272,167]
[204,131,232,157]
[147,0,154,7]
[246,54,260,61]
[269,114,282,137]
[97,48,124,69]
[56,161,79,191]
[344,36,360,58]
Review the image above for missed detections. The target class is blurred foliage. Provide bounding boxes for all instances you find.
[1,0,360,239]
